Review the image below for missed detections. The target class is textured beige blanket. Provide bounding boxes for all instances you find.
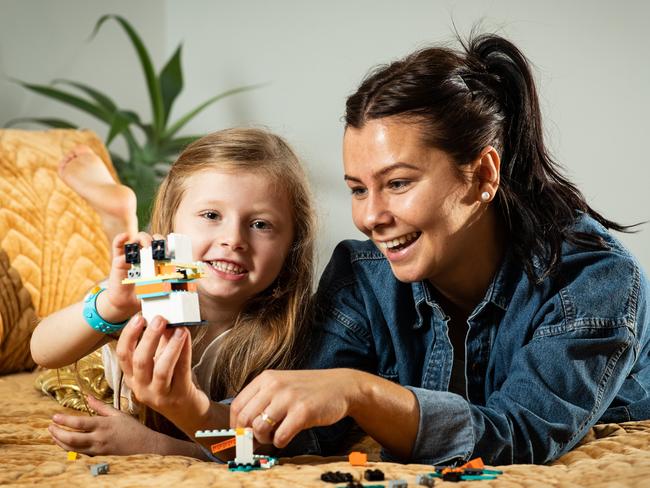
[1,371,649,487]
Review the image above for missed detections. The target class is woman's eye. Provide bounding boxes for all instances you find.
[388,180,411,190]
[201,211,220,220]
[350,187,367,197]
[251,220,271,230]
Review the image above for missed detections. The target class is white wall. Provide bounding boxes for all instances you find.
[2,1,649,275]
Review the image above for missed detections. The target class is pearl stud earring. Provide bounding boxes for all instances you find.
[481,191,490,202]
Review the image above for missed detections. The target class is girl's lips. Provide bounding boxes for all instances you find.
[205,261,249,281]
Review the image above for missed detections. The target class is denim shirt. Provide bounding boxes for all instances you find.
[296,215,650,465]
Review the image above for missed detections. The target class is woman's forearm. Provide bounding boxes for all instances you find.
[347,369,420,460]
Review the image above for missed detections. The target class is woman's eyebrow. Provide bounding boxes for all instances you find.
[344,162,421,182]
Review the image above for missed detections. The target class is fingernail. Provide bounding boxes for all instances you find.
[173,328,184,339]
[52,414,61,423]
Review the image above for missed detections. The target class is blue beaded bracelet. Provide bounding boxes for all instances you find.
[83,287,128,334]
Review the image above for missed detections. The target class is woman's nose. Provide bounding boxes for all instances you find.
[362,192,393,231]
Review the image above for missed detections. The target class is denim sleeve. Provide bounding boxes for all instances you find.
[407,322,637,465]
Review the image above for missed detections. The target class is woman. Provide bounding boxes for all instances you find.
[230,33,650,465]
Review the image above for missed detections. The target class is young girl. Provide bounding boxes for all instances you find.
[229,33,650,466]
[30,128,316,458]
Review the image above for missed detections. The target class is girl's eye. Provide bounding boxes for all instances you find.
[201,211,220,220]
[388,179,411,191]
[251,220,271,230]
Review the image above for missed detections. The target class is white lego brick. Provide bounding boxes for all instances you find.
[195,428,237,438]
[141,292,200,324]
[167,233,193,263]
[235,429,254,465]
[139,246,156,279]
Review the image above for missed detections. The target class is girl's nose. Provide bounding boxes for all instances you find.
[220,224,248,252]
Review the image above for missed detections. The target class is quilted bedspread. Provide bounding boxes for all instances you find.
[1,370,650,487]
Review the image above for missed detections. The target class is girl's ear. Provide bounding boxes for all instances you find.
[475,146,500,203]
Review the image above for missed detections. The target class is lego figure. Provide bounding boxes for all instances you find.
[121,234,205,326]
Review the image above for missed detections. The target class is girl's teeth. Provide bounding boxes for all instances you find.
[211,261,245,274]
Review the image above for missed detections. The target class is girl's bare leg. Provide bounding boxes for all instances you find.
[58,145,138,242]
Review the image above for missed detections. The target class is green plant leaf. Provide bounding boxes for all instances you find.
[92,15,164,135]
[106,110,137,145]
[4,117,78,129]
[164,84,263,139]
[14,80,110,122]
[159,44,183,126]
[52,79,117,112]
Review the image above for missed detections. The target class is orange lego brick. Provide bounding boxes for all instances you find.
[135,282,172,295]
[348,451,367,466]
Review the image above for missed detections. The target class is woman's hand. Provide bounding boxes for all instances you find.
[48,395,159,455]
[115,313,209,427]
[229,369,364,449]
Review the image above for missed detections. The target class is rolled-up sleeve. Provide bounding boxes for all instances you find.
[401,321,636,464]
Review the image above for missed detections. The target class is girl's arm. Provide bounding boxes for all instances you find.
[30,232,150,368]
[48,394,211,459]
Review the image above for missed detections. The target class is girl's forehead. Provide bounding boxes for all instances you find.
[179,167,288,207]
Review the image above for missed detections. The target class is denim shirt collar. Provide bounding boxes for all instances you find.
[410,245,521,329]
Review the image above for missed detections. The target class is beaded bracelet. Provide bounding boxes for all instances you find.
[82,286,128,334]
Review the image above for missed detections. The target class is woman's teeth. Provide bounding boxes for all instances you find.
[379,232,420,250]
[210,260,246,274]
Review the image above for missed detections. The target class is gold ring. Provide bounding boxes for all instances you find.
[260,411,277,427]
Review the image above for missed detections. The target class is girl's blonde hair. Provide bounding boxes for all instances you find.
[150,128,316,399]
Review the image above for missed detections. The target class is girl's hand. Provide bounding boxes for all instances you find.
[48,395,158,455]
[230,369,362,448]
[115,314,209,424]
[97,232,164,324]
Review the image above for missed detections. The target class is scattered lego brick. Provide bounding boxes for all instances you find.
[66,451,78,461]
[364,468,385,481]
[416,473,435,486]
[90,462,109,476]
[348,451,367,466]
[321,471,353,483]
[388,480,407,488]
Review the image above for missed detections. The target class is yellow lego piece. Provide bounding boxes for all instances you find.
[67,451,78,461]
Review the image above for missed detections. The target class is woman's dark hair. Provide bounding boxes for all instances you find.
[345,33,632,281]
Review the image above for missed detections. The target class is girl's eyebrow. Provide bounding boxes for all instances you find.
[344,162,421,182]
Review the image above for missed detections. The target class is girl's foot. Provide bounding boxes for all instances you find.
[58,145,138,242]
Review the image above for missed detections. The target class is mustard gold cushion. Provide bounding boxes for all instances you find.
[0,129,114,373]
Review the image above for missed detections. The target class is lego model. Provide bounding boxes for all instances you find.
[90,463,109,476]
[122,234,206,326]
[194,427,278,471]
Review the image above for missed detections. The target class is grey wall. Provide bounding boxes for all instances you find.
[2,0,649,275]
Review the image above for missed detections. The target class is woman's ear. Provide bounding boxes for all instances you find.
[476,146,500,203]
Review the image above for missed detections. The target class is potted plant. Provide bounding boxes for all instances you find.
[8,14,258,227]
